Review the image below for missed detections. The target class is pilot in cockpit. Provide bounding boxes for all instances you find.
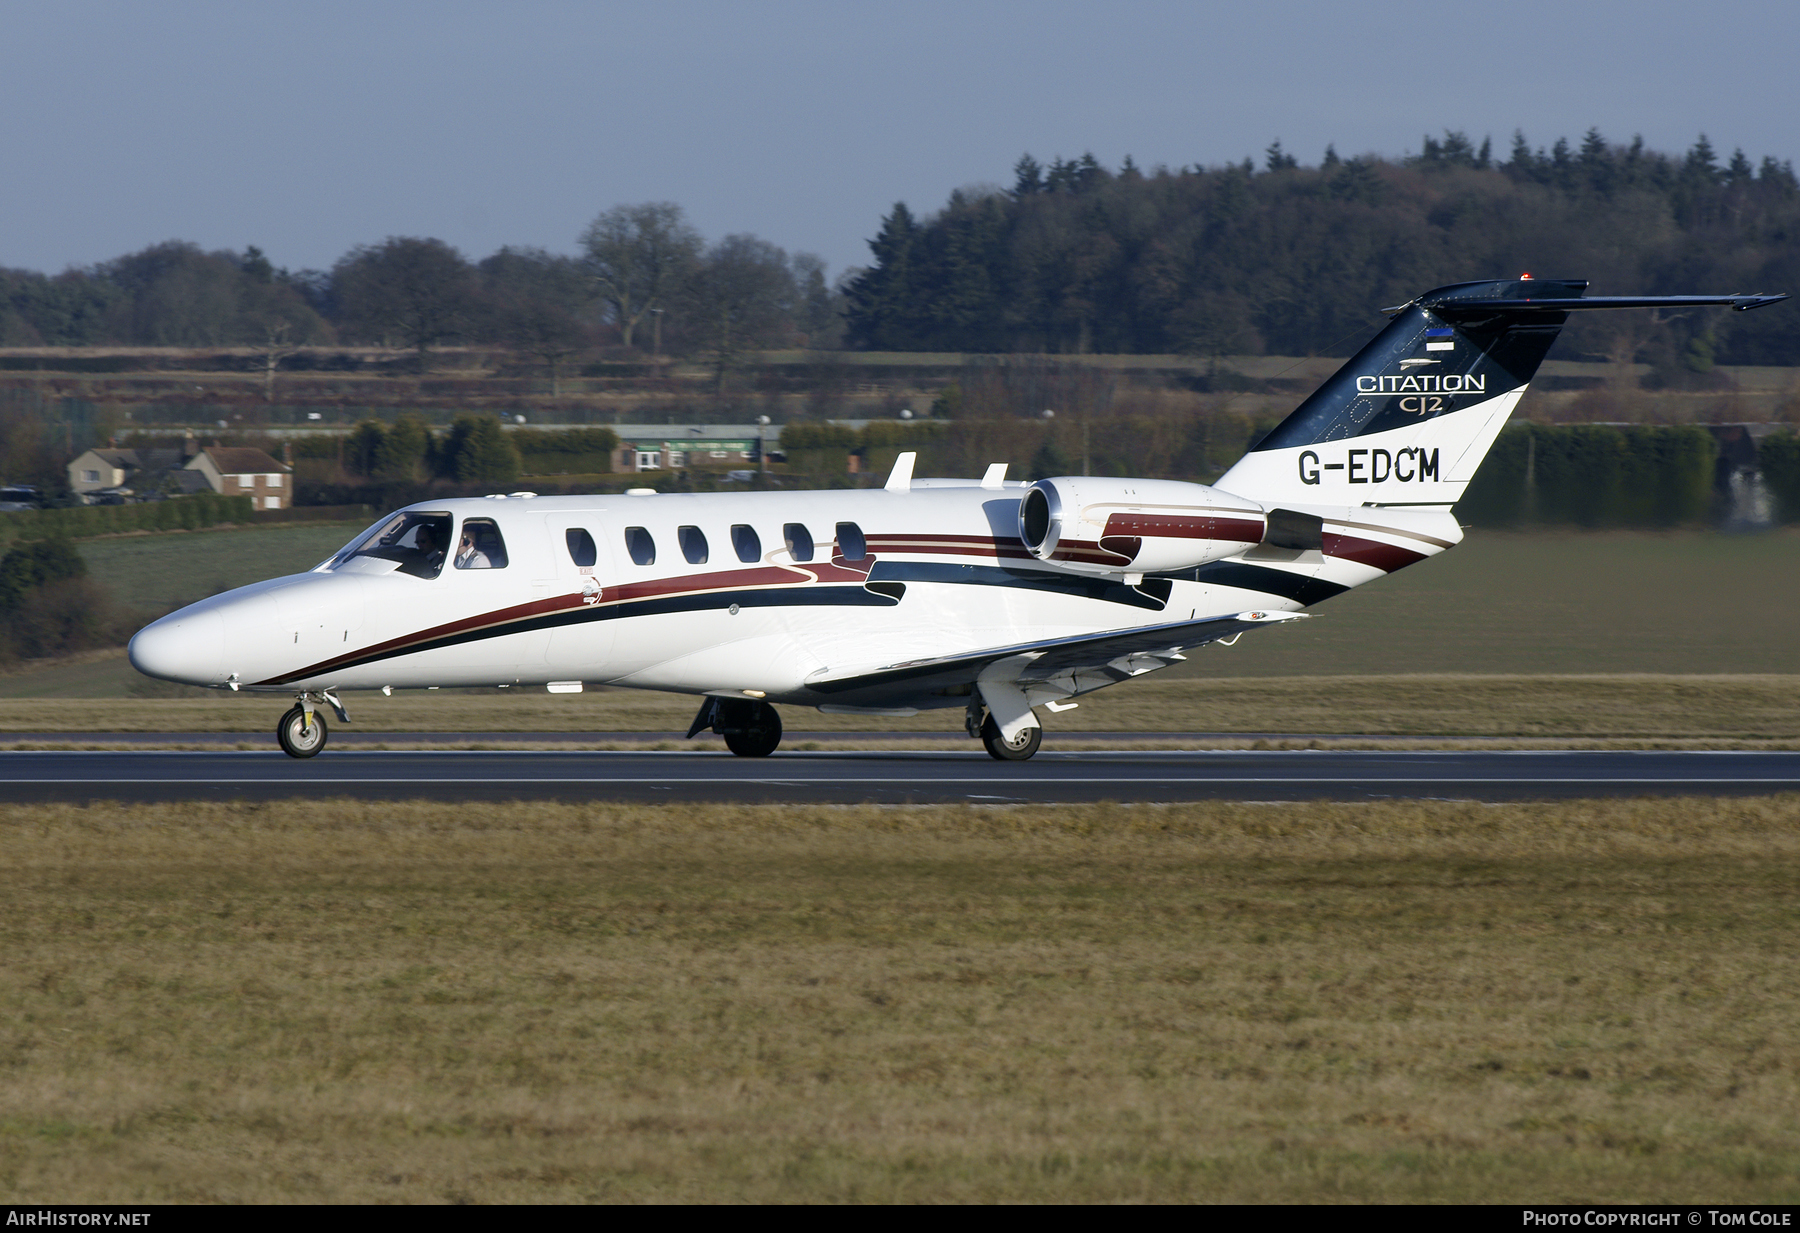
[413,524,445,574]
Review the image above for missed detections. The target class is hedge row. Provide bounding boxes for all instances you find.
[0,493,256,545]
[514,425,618,477]
[1760,433,1800,523]
[1458,424,1719,528]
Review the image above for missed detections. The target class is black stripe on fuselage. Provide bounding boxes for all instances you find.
[1153,561,1350,606]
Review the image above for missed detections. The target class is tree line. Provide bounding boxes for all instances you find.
[0,205,842,379]
[5,128,1796,380]
[844,131,1800,369]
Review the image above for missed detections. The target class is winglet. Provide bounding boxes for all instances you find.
[885,451,916,493]
[980,462,1008,489]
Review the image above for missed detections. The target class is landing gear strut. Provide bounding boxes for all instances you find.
[687,697,783,757]
[276,690,350,759]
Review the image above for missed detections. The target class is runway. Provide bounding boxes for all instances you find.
[3,748,1798,803]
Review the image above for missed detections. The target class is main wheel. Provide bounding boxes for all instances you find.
[276,706,328,758]
[981,714,1041,761]
[719,699,782,757]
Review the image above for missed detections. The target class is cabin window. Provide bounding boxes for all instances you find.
[835,521,867,562]
[336,511,453,580]
[625,526,656,566]
[678,525,708,564]
[783,523,814,562]
[731,524,761,563]
[455,517,508,569]
[565,528,598,569]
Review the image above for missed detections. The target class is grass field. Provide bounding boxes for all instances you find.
[79,522,364,617]
[2,797,1797,1203]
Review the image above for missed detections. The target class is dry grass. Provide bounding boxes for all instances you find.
[2,796,1798,1203]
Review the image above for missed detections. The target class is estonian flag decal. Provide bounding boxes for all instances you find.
[1425,327,1455,353]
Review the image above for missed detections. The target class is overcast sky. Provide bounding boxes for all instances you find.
[3,0,1796,282]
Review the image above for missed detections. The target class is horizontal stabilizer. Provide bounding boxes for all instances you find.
[1420,293,1787,316]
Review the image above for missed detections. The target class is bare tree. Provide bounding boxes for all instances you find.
[238,258,331,402]
[579,203,701,350]
[480,247,590,395]
[685,234,799,393]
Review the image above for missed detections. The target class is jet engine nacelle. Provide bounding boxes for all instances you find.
[1017,477,1268,576]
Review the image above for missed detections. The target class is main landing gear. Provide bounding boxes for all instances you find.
[979,714,1042,761]
[966,692,1043,761]
[687,696,784,757]
[277,691,350,759]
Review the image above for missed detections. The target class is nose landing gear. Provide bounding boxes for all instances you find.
[276,690,350,759]
[686,696,783,756]
[277,705,327,757]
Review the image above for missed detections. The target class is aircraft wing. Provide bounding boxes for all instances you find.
[802,609,1306,710]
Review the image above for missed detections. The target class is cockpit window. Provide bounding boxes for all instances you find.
[327,511,453,579]
[455,518,508,569]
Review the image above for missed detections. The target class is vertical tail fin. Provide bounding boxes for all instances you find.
[1213,280,1785,508]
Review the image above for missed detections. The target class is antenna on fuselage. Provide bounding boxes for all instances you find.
[981,463,1008,489]
[884,451,916,493]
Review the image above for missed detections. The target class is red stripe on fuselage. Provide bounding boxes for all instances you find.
[255,558,878,685]
[1322,532,1427,572]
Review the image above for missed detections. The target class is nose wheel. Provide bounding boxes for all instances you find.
[687,697,783,756]
[277,705,328,758]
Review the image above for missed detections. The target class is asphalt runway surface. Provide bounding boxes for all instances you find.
[2,747,1798,804]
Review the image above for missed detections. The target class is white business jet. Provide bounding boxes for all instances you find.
[129,279,1785,759]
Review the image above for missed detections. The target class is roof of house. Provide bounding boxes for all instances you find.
[192,447,290,474]
[167,470,212,494]
[82,448,185,472]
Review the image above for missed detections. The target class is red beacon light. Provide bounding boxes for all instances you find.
[1520,271,1533,280]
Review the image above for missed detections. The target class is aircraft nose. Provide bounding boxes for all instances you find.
[129,609,226,686]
